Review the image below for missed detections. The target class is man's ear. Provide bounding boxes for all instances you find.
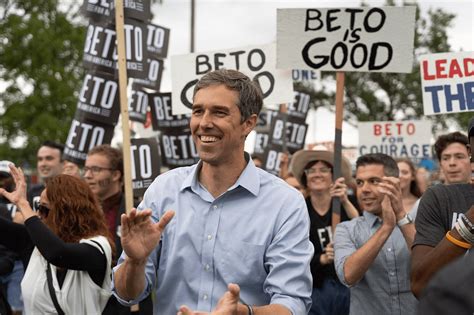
[243,114,257,137]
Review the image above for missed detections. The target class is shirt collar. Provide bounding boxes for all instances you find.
[179,152,260,197]
[363,211,382,227]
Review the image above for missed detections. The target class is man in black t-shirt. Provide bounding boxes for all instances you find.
[411,118,474,298]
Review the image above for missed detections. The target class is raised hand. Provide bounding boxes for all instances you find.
[330,177,349,203]
[178,283,240,315]
[377,177,404,220]
[320,242,334,265]
[120,209,175,262]
[381,195,396,228]
[0,164,28,205]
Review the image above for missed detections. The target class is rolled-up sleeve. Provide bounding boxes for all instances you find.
[264,195,314,315]
[334,222,356,288]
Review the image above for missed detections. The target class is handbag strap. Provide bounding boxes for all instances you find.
[46,263,65,315]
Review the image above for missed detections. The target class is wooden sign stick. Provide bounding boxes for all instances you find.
[115,0,133,214]
[331,72,345,233]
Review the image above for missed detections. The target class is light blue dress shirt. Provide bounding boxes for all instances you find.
[112,157,314,315]
[334,211,418,315]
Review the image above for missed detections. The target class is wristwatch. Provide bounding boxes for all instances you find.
[397,213,413,227]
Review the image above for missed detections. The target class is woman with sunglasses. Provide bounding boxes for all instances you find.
[0,164,114,314]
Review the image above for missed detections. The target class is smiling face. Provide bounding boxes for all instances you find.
[305,161,333,193]
[190,84,256,167]
[439,142,471,184]
[37,146,63,180]
[355,164,386,215]
[397,161,414,192]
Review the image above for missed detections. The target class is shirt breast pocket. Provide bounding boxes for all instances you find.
[217,237,267,286]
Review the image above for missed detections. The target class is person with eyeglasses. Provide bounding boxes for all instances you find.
[0,164,114,314]
[84,144,153,314]
[289,149,358,315]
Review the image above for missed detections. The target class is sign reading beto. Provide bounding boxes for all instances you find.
[149,92,190,130]
[171,43,294,115]
[420,52,474,115]
[83,19,148,79]
[277,7,416,73]
[63,114,115,164]
[128,87,149,124]
[130,137,160,196]
[358,120,432,158]
[269,114,308,154]
[77,72,120,125]
[159,129,199,168]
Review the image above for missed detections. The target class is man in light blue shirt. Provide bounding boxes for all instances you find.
[112,69,314,315]
[334,153,417,315]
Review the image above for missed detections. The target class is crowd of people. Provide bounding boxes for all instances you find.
[0,69,472,315]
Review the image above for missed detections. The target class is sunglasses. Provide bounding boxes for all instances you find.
[37,204,50,218]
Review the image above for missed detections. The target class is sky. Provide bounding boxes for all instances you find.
[146,0,474,149]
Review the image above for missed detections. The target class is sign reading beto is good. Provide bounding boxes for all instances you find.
[358,120,432,158]
[277,7,416,73]
[420,52,474,115]
[171,43,294,115]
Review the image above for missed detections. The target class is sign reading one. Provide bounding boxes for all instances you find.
[171,43,294,115]
[130,137,160,196]
[277,7,416,73]
[420,51,474,115]
[358,120,432,158]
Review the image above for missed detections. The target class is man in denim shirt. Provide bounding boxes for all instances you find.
[334,153,417,315]
[112,69,313,315]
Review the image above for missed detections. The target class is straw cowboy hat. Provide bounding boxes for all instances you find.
[289,150,352,187]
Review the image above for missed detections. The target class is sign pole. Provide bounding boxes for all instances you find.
[115,0,133,214]
[332,72,345,232]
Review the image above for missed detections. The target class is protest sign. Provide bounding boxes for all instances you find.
[358,120,432,159]
[292,69,320,81]
[255,109,279,133]
[254,132,270,155]
[130,137,160,196]
[420,51,474,115]
[82,0,151,22]
[262,144,286,176]
[277,7,416,73]
[159,129,199,168]
[128,87,149,123]
[149,92,190,130]
[147,23,170,59]
[77,72,120,125]
[287,91,311,120]
[63,113,115,164]
[171,43,294,115]
[83,19,148,79]
[132,58,164,91]
[269,114,308,154]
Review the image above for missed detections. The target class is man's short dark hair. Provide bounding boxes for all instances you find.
[40,140,64,160]
[193,69,264,123]
[434,132,468,161]
[87,145,123,181]
[356,153,399,177]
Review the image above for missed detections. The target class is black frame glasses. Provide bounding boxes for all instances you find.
[82,166,113,176]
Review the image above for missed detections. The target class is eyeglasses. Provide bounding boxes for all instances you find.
[37,204,50,218]
[82,166,113,176]
[304,167,332,176]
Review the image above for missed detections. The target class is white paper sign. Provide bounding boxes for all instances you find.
[171,43,294,115]
[277,7,416,73]
[420,51,474,116]
[358,120,432,159]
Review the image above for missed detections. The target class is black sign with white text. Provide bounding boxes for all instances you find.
[82,0,151,22]
[63,113,115,165]
[146,23,170,59]
[77,72,120,125]
[262,144,286,176]
[149,92,190,131]
[253,132,270,155]
[269,114,308,154]
[132,58,164,91]
[130,137,160,197]
[287,91,311,120]
[159,129,199,168]
[128,87,149,124]
[255,109,278,133]
[83,19,148,79]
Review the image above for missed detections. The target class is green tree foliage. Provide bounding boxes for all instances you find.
[0,0,85,166]
[296,1,471,132]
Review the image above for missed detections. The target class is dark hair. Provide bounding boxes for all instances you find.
[434,131,468,161]
[356,153,399,177]
[44,175,114,253]
[87,145,123,181]
[301,160,333,188]
[41,140,64,160]
[395,158,422,198]
[193,69,263,123]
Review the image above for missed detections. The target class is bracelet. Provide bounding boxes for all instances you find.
[446,231,472,249]
[456,220,474,244]
[245,304,254,315]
